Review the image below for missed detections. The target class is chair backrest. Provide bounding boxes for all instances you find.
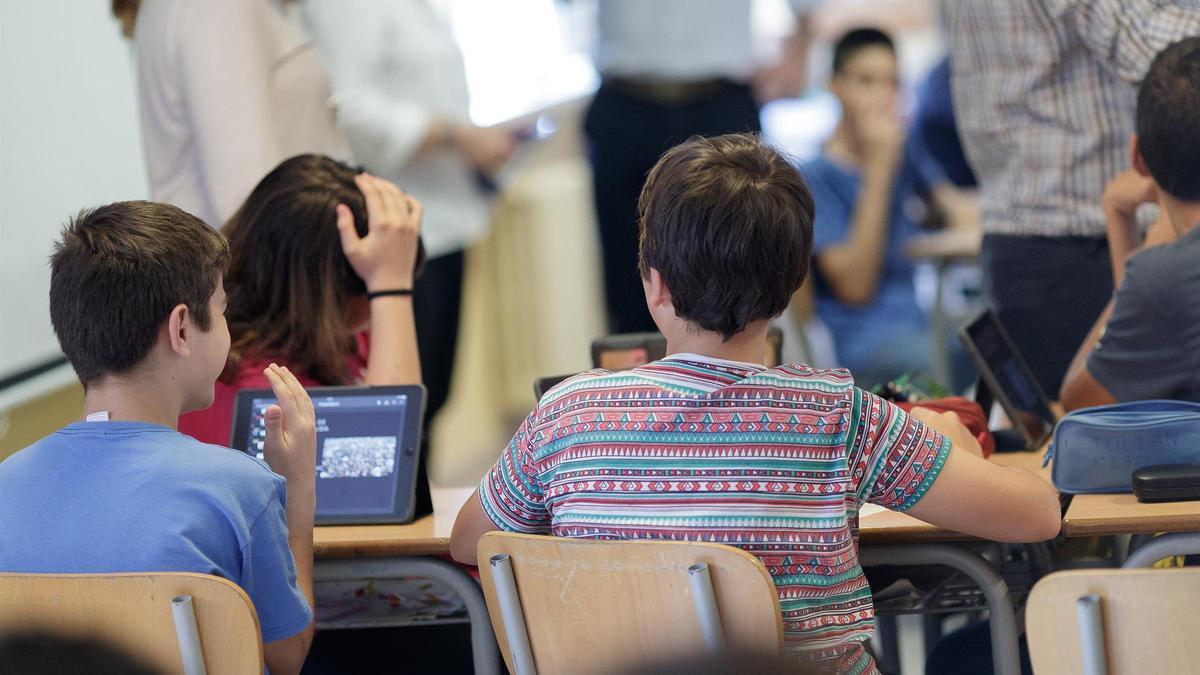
[1027,568,1200,674]
[0,572,263,674]
[477,532,784,675]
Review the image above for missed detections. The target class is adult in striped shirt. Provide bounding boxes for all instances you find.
[451,134,1060,672]
[946,0,1200,397]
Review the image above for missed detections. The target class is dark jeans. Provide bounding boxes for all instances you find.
[410,250,464,516]
[981,234,1112,397]
[584,80,762,334]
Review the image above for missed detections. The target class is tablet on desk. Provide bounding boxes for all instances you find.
[959,310,1057,451]
[231,385,426,525]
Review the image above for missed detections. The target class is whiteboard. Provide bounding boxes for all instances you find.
[0,1,148,393]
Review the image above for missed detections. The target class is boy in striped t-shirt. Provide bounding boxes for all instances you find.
[451,133,1059,672]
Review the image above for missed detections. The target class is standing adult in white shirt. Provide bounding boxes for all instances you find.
[302,0,517,468]
[585,0,818,334]
[121,0,351,228]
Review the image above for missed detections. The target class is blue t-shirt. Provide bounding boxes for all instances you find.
[0,422,312,644]
[803,143,936,371]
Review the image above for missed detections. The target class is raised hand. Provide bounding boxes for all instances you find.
[336,174,422,292]
[260,364,318,495]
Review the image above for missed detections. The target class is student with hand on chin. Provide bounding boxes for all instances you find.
[803,28,974,388]
[1061,38,1200,411]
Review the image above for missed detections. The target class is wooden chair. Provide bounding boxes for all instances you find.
[1027,567,1200,674]
[0,572,263,674]
[477,532,784,675]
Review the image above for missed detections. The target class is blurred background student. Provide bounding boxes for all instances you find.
[803,28,973,388]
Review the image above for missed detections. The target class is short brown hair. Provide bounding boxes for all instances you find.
[49,201,229,385]
[638,134,814,339]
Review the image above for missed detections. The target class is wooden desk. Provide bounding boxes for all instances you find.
[857,449,1052,675]
[314,515,452,559]
[312,509,499,674]
[1063,493,1200,569]
[859,449,1053,545]
[1063,494,1200,537]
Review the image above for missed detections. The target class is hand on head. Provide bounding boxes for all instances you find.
[335,174,423,292]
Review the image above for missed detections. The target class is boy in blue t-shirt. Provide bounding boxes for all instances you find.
[0,202,318,675]
[804,28,973,387]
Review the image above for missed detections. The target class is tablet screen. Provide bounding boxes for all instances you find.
[961,311,1057,448]
[244,392,413,517]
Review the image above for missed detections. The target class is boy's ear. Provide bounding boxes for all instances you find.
[1130,134,1152,178]
[165,303,192,358]
[645,267,673,309]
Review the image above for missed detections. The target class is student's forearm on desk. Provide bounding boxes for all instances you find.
[817,160,896,305]
[365,296,422,385]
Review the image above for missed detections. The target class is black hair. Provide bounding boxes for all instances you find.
[832,27,895,74]
[1137,37,1200,201]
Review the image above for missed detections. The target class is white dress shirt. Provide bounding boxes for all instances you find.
[303,0,490,259]
[594,0,817,82]
[134,0,350,227]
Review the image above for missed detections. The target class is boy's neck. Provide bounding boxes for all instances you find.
[1162,194,1200,237]
[82,371,185,429]
[664,322,770,366]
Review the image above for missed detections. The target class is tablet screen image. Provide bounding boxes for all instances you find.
[233,386,425,524]
[959,310,1057,449]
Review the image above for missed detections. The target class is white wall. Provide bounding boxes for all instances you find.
[0,1,147,389]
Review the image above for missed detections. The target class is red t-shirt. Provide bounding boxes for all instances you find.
[179,334,369,446]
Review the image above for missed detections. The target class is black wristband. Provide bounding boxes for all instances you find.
[367,288,413,301]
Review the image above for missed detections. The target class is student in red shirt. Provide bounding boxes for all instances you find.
[179,155,422,445]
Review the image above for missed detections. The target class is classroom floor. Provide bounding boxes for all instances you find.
[301,624,476,674]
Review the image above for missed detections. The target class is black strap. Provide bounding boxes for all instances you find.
[367,288,413,301]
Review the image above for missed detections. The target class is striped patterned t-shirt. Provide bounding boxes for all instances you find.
[479,354,951,673]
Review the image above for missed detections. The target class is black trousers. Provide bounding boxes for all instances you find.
[410,250,464,516]
[981,234,1112,398]
[584,81,762,334]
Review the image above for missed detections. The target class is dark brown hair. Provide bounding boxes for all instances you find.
[638,133,814,339]
[1137,37,1200,202]
[222,155,370,385]
[49,201,229,386]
